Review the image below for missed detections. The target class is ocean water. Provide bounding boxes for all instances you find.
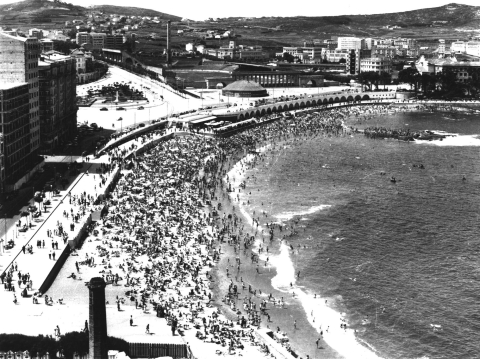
[242,111,480,359]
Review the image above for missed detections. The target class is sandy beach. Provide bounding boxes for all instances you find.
[214,138,384,359]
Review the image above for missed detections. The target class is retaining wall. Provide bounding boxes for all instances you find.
[128,342,187,359]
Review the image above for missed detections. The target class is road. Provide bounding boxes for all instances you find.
[76,66,366,132]
[76,66,212,131]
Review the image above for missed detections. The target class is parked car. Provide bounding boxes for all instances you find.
[90,123,98,129]
[100,107,108,111]
[138,106,144,110]
[117,107,126,111]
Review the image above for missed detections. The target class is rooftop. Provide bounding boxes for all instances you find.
[223,80,266,92]
[0,82,28,90]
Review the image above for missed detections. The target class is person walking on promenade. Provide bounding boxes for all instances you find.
[52,251,56,261]
[146,324,149,334]
[130,316,133,326]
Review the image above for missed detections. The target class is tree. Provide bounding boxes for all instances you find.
[380,71,392,90]
[358,72,371,91]
[34,194,43,211]
[358,71,379,91]
[435,70,458,95]
[371,72,380,90]
[66,27,77,39]
[420,73,435,95]
[53,40,79,55]
[282,52,295,63]
[398,68,420,92]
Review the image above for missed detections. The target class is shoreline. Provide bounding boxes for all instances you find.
[4,101,473,357]
[214,135,385,359]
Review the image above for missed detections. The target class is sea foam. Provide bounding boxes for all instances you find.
[275,205,332,221]
[415,132,480,147]
[270,243,384,359]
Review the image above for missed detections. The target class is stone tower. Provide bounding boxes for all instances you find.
[87,277,108,359]
[166,20,171,66]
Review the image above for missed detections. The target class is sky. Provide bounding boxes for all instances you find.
[1,0,479,20]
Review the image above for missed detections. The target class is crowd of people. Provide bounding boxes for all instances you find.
[4,96,468,358]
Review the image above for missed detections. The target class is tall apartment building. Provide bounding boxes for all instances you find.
[0,83,30,192]
[363,38,376,50]
[90,33,106,50]
[28,28,44,39]
[75,32,106,50]
[0,31,41,189]
[38,53,77,153]
[105,34,125,50]
[337,37,364,50]
[346,49,372,75]
[76,32,90,46]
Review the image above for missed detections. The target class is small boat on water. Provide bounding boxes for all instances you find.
[390,177,397,183]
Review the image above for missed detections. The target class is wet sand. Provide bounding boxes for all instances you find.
[210,146,343,359]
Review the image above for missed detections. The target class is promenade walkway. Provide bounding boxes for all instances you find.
[0,130,200,344]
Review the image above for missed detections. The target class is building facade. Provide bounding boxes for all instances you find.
[466,42,480,57]
[439,62,480,83]
[451,41,467,53]
[360,57,392,74]
[28,28,44,39]
[40,39,54,52]
[322,49,349,63]
[281,46,324,61]
[232,71,324,87]
[0,31,41,181]
[0,83,30,192]
[206,45,268,61]
[337,37,364,50]
[105,34,125,50]
[76,32,90,46]
[90,33,106,50]
[38,53,77,153]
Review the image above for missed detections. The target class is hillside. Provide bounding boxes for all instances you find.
[0,0,181,25]
[211,3,480,44]
[0,0,83,22]
[88,5,181,20]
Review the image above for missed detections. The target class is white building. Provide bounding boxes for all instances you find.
[360,57,392,74]
[282,46,324,61]
[466,42,480,57]
[323,49,349,63]
[451,41,467,53]
[337,37,363,50]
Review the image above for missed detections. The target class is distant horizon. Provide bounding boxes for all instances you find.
[0,0,479,21]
